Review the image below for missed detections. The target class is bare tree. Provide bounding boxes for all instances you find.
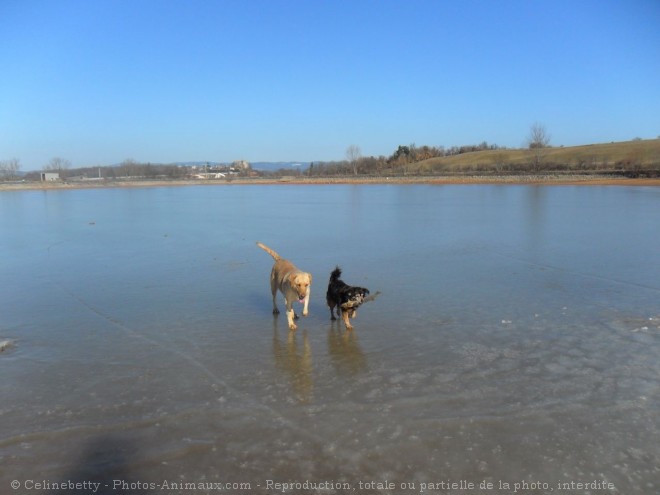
[117,158,142,177]
[527,122,551,149]
[346,144,361,176]
[527,123,551,171]
[0,158,21,179]
[45,157,72,171]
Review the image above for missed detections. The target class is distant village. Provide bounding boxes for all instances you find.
[188,160,256,180]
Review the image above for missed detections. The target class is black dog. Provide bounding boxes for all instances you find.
[326,266,370,330]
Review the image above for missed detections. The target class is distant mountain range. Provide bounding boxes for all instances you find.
[251,162,310,171]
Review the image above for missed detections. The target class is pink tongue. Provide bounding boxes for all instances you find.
[298,297,305,303]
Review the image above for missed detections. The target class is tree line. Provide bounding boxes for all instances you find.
[14,159,257,181]
[18,159,193,181]
[1,138,514,182]
[273,141,510,178]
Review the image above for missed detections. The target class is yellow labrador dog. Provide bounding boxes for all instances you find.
[257,242,312,330]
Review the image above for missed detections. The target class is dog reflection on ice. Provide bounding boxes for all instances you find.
[272,322,313,403]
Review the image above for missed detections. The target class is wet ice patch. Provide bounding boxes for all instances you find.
[456,342,520,370]
[0,339,15,353]
[600,313,656,338]
[614,315,660,334]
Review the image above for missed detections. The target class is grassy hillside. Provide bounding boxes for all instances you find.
[408,139,660,176]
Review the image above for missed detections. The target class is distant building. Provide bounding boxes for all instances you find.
[193,172,226,179]
[40,172,60,181]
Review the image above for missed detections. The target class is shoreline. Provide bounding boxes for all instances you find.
[2,174,660,191]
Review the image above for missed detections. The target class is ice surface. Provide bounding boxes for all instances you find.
[1,185,659,493]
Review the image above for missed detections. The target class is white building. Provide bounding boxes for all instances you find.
[40,172,60,181]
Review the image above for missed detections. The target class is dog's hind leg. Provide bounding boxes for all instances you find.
[270,270,280,314]
[328,299,337,320]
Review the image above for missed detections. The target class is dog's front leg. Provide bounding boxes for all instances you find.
[302,288,310,317]
[341,309,353,330]
[285,300,297,330]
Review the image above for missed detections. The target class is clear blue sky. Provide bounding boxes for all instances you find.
[1,0,659,169]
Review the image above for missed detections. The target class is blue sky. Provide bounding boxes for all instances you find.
[1,0,659,169]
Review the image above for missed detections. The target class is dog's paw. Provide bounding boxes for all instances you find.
[302,310,309,317]
[288,322,297,331]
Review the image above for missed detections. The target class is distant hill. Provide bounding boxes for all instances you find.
[408,139,660,175]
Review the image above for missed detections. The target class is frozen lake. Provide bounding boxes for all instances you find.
[1,184,659,494]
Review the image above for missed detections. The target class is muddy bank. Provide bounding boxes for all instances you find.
[1,175,659,191]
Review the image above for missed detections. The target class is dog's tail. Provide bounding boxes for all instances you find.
[256,242,282,261]
[330,266,342,282]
